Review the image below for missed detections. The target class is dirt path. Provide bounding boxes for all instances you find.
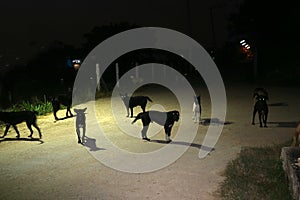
[0,84,299,200]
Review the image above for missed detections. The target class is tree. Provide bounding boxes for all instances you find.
[81,22,139,56]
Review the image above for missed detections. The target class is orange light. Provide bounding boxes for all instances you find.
[74,64,80,70]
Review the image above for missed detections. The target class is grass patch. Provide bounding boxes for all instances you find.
[219,144,293,200]
[9,95,53,116]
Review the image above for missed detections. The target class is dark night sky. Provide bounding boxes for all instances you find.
[0,0,242,65]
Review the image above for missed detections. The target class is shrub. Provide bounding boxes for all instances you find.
[9,95,52,116]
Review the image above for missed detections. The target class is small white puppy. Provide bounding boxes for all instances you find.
[192,96,201,124]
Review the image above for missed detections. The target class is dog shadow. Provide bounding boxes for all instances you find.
[83,136,105,151]
[268,102,288,107]
[201,118,233,126]
[149,140,215,152]
[0,137,44,144]
[267,121,298,128]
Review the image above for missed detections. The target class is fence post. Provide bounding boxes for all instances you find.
[116,63,119,87]
[96,63,100,92]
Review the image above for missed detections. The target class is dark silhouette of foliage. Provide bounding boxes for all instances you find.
[81,22,140,55]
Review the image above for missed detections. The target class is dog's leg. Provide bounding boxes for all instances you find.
[192,103,196,121]
[82,125,86,144]
[195,111,200,123]
[141,104,146,113]
[12,125,20,138]
[69,106,73,117]
[66,107,73,117]
[126,107,130,117]
[263,112,268,128]
[52,101,60,120]
[76,126,81,144]
[32,123,42,139]
[199,105,202,123]
[53,108,60,120]
[26,122,34,138]
[130,107,134,118]
[164,124,173,143]
[141,125,150,141]
[258,113,263,127]
[1,125,11,138]
[54,112,59,120]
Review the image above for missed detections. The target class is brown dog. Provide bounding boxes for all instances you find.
[291,122,300,146]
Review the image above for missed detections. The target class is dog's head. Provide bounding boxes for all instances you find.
[74,108,87,116]
[256,95,267,102]
[169,110,180,122]
[194,95,201,105]
[119,93,130,105]
[119,93,128,98]
[253,88,269,100]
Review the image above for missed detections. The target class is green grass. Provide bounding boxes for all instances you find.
[9,95,53,116]
[219,144,293,200]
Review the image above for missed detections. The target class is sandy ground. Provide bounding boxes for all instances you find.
[1,83,300,200]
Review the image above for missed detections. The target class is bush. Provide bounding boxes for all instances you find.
[9,95,53,116]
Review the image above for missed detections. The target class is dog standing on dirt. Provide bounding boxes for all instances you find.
[253,88,269,105]
[192,95,201,124]
[74,108,87,144]
[131,110,180,142]
[252,95,269,127]
[120,93,152,118]
[51,92,73,120]
[0,111,42,139]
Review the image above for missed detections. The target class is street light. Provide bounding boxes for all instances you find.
[239,39,257,79]
[72,59,81,70]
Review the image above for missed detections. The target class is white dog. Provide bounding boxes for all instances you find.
[192,96,201,124]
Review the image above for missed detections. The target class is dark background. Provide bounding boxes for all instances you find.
[0,0,299,108]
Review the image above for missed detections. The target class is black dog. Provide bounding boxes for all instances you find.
[51,93,73,120]
[131,110,180,142]
[120,93,152,118]
[253,88,269,105]
[0,111,42,139]
[252,95,268,127]
[74,108,87,144]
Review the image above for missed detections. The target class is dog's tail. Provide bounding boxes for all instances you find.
[146,96,153,102]
[33,111,39,115]
[132,113,143,124]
